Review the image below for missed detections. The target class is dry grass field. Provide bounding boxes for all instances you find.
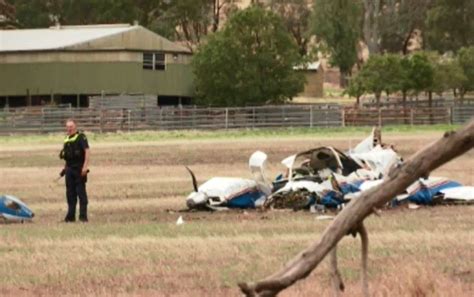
[0,127,473,297]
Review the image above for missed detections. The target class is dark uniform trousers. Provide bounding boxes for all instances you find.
[65,167,88,220]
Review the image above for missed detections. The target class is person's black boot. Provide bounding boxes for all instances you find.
[79,204,88,223]
[64,216,75,222]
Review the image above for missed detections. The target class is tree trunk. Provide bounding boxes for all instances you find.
[375,92,381,107]
[402,28,415,55]
[460,88,466,104]
[212,0,220,33]
[239,121,474,297]
[362,0,381,55]
[339,69,349,88]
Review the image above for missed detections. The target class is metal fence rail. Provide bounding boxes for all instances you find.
[0,104,473,134]
[452,105,474,124]
[361,98,474,109]
[343,107,453,126]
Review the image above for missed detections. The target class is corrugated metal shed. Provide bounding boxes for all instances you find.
[0,24,194,104]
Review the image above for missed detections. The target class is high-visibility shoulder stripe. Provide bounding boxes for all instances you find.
[64,133,80,143]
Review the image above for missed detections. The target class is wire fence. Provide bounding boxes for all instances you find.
[0,104,473,134]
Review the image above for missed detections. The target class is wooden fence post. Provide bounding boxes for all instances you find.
[252,107,256,129]
[309,105,313,128]
[179,106,183,129]
[41,108,44,133]
[341,108,345,127]
[410,108,414,126]
[159,108,163,130]
[225,108,229,130]
[99,109,104,133]
[378,108,382,127]
[448,106,453,125]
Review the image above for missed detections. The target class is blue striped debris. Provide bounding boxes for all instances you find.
[0,195,34,222]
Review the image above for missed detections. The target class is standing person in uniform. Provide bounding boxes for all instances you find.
[59,119,90,222]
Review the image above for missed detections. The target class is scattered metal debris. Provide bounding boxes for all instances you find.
[185,151,271,210]
[185,128,473,211]
[0,195,34,222]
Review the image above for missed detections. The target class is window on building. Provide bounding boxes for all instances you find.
[155,53,166,70]
[143,52,166,71]
[143,53,154,70]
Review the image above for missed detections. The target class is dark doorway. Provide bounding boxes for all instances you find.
[158,96,192,107]
[59,95,89,107]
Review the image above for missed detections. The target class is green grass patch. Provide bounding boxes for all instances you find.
[0,124,461,145]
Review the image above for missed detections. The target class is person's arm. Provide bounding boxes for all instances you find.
[81,148,90,176]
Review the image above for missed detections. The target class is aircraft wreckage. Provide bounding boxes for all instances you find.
[185,128,473,211]
[0,194,35,222]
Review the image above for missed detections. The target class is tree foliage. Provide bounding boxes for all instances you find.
[345,75,366,104]
[347,50,473,104]
[7,0,51,28]
[457,46,474,98]
[0,0,16,28]
[378,0,431,54]
[312,0,362,86]
[192,6,305,106]
[425,0,474,53]
[267,0,312,56]
[361,0,381,55]
[8,0,166,28]
[157,0,239,51]
[408,52,434,96]
[358,55,393,103]
[429,54,466,97]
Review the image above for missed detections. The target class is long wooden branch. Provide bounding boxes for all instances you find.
[329,246,344,295]
[239,121,474,297]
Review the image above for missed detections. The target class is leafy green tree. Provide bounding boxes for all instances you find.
[267,0,312,56]
[399,53,436,105]
[425,0,474,53]
[399,56,414,105]
[54,0,167,26]
[457,46,474,100]
[312,0,362,87]
[380,54,404,99]
[9,0,167,29]
[357,55,385,104]
[345,75,366,105]
[408,52,434,99]
[357,54,404,105]
[378,0,431,54]
[192,6,305,106]
[361,0,380,55]
[131,0,168,28]
[1,0,16,28]
[160,0,239,51]
[429,55,467,98]
[7,0,53,28]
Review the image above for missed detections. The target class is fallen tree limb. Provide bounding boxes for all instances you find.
[239,121,474,297]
